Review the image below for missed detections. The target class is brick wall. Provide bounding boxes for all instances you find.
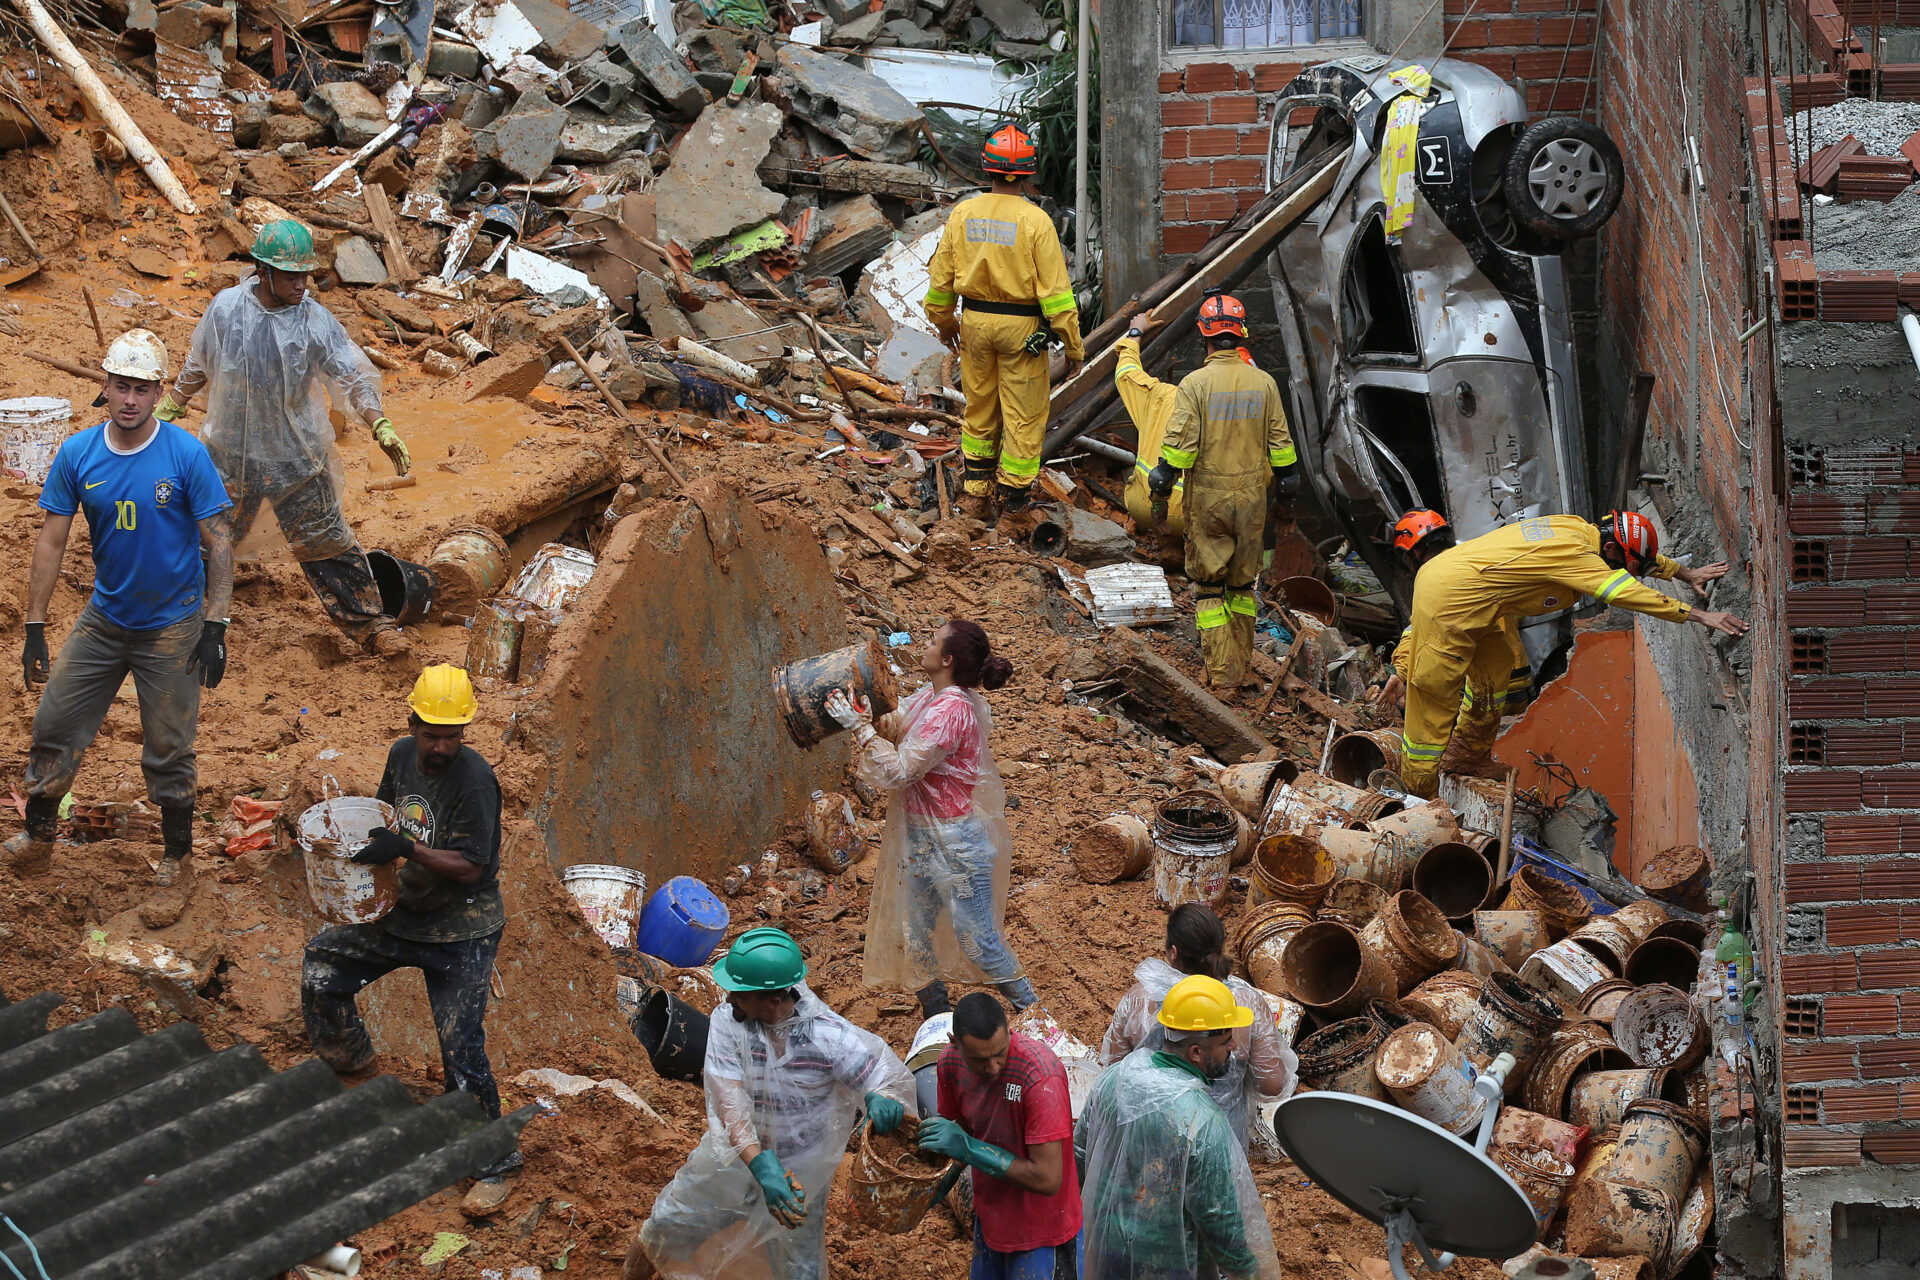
[1156,60,1304,257]
[1445,0,1599,116]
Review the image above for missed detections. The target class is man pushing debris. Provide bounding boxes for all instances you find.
[6,330,232,888]
[301,664,521,1210]
[160,219,415,655]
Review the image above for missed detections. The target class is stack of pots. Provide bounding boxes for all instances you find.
[1236,901,1317,999]
[1502,867,1593,939]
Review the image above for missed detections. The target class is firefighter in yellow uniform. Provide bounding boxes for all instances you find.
[1146,293,1296,689]
[1399,511,1747,797]
[924,123,1084,518]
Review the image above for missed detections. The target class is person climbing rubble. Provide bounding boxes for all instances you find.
[300,664,520,1212]
[1098,904,1296,1151]
[1398,511,1746,798]
[159,219,415,656]
[1076,975,1281,1280]
[824,619,1038,1021]
[5,329,232,892]
[922,991,1083,1279]
[1146,292,1297,690]
[628,927,914,1280]
[923,123,1084,522]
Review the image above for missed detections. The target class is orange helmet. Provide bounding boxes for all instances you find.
[1197,292,1248,338]
[1603,509,1659,572]
[1392,508,1450,553]
[981,123,1038,176]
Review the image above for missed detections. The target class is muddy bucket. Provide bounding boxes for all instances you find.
[1566,1068,1668,1131]
[773,635,901,750]
[1070,814,1154,884]
[1564,1178,1676,1263]
[1402,970,1484,1039]
[1645,919,1708,949]
[1455,931,1510,980]
[0,396,70,485]
[1522,1025,1631,1120]
[1638,843,1712,913]
[847,1116,959,1235]
[426,525,510,614]
[1475,909,1553,970]
[634,986,709,1083]
[1276,575,1339,626]
[1491,1142,1576,1242]
[1249,834,1336,910]
[1519,938,1615,1009]
[1375,1021,1484,1133]
[1318,877,1388,931]
[1502,867,1591,939]
[1612,984,1707,1071]
[1364,998,1417,1038]
[1231,811,1257,868]
[1318,826,1417,890]
[1623,937,1701,990]
[1412,842,1495,923]
[1240,903,1316,997]
[1217,759,1294,820]
[1576,978,1638,1025]
[1366,798,1459,859]
[1607,899,1671,945]
[1151,791,1238,911]
[560,863,647,951]
[1295,1016,1390,1101]
[1259,782,1348,840]
[1565,916,1640,975]
[1455,971,1565,1093]
[1280,921,1396,1019]
[1326,729,1403,788]
[1358,890,1459,996]
[366,549,438,625]
[467,597,532,681]
[297,796,399,925]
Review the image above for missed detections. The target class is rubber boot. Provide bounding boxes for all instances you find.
[142,804,198,927]
[915,981,952,1019]
[959,459,996,523]
[2,795,58,877]
[369,624,412,657]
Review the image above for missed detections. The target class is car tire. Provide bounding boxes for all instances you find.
[1501,117,1624,238]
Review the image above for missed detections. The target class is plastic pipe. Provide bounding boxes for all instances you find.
[1902,313,1920,377]
[304,1244,362,1276]
[1074,0,1090,282]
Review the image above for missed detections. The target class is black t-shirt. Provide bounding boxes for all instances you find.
[376,738,505,943]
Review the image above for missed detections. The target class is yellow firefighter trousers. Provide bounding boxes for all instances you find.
[1186,481,1265,688]
[1401,626,1518,797]
[959,310,1049,491]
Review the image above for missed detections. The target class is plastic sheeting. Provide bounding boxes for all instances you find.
[1074,1048,1282,1280]
[638,984,912,1280]
[858,685,1017,992]
[1098,958,1299,1147]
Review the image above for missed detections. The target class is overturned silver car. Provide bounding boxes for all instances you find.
[1264,56,1624,608]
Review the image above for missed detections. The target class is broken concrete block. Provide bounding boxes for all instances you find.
[655,101,786,249]
[557,113,655,163]
[826,10,888,44]
[807,194,895,278]
[230,100,269,149]
[775,44,925,163]
[260,112,326,149]
[634,271,700,344]
[312,80,389,148]
[1055,508,1134,567]
[333,236,389,286]
[974,0,1047,40]
[882,18,945,47]
[817,0,868,20]
[460,341,548,404]
[488,97,567,181]
[606,20,708,118]
[577,52,636,114]
[992,38,1054,60]
[513,0,604,62]
[427,40,482,80]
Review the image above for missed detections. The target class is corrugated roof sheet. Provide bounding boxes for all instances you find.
[0,986,533,1280]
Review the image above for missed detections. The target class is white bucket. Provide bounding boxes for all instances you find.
[297,796,398,925]
[560,863,647,951]
[1519,938,1614,1007]
[1374,1022,1485,1134]
[907,1012,954,1072]
[0,397,70,485]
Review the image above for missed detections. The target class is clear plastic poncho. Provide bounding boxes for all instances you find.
[1098,958,1299,1148]
[638,983,913,1280]
[859,684,1019,991]
[1074,1048,1282,1280]
[176,283,384,553]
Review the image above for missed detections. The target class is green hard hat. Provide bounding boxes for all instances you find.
[250,218,323,272]
[712,927,807,992]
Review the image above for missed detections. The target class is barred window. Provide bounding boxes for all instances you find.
[1171,0,1364,49]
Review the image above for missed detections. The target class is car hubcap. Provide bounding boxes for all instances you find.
[1528,138,1609,218]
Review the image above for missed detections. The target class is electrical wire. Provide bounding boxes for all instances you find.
[0,1214,50,1280]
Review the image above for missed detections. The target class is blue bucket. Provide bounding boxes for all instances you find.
[1506,838,1618,917]
[635,876,731,967]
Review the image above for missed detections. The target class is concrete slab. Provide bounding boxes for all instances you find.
[606,19,708,118]
[311,80,389,148]
[883,18,944,47]
[332,235,389,285]
[575,52,636,114]
[775,43,924,163]
[513,0,604,62]
[806,193,895,277]
[654,101,786,249]
[635,270,700,344]
[974,0,1047,41]
[488,96,567,181]
[825,10,888,45]
[557,112,655,162]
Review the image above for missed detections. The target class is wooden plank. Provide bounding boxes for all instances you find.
[362,183,414,284]
[843,507,925,576]
[1281,674,1352,729]
[1100,626,1269,763]
[1254,630,1308,720]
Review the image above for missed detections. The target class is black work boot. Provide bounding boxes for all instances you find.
[155,804,195,887]
[997,483,1033,514]
[916,981,952,1020]
[1,795,58,877]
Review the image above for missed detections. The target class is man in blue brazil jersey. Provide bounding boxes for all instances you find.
[4,330,234,889]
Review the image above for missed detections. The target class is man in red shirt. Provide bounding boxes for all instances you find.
[921,993,1083,1279]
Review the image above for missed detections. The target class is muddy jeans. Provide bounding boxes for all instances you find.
[301,923,504,1119]
[231,469,391,647]
[904,814,1037,1010]
[24,604,202,808]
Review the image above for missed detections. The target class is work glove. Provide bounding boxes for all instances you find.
[191,619,228,689]
[1272,466,1300,499]
[747,1150,807,1229]
[22,621,49,686]
[916,1115,1014,1179]
[1022,328,1051,357]
[372,417,411,477]
[154,390,188,422]
[824,687,875,746]
[1147,460,1181,502]
[864,1092,905,1136]
[352,826,414,866]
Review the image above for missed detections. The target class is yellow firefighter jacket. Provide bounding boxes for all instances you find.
[923,193,1084,360]
[1159,351,1295,487]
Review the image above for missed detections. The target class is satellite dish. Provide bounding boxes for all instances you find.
[1273,1056,1539,1280]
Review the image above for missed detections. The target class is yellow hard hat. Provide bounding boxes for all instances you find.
[408,663,478,724]
[1158,974,1255,1034]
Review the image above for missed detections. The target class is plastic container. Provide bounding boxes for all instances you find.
[1248,834,1336,910]
[0,396,70,485]
[1612,984,1707,1072]
[1237,901,1316,998]
[1317,826,1418,890]
[1295,1016,1390,1101]
[1358,890,1459,996]
[1474,908,1553,969]
[1454,971,1566,1094]
[508,542,597,611]
[1502,865,1593,939]
[1375,1021,1484,1134]
[466,597,533,681]
[635,876,731,967]
[633,986,708,1082]
[1365,798,1460,860]
[1215,759,1294,820]
[1150,791,1237,911]
[1412,842,1495,922]
[1280,920,1396,1019]
[1275,574,1339,625]
[366,549,438,626]
[773,635,901,750]
[1317,877,1389,930]
[560,863,648,951]
[426,525,510,615]
[1638,842,1712,912]
[1519,938,1615,1007]
[1565,1068,1668,1131]
[847,1118,958,1235]
[1325,729,1402,787]
[1401,970,1484,1039]
[297,795,398,925]
[1491,1141,1576,1241]
[1565,914,1641,974]
[1521,1024,1631,1120]
[1623,937,1702,989]
[805,790,862,874]
[1069,814,1154,883]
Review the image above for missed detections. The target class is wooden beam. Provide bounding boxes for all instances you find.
[1099,626,1269,763]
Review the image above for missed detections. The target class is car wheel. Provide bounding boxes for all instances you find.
[1501,117,1624,238]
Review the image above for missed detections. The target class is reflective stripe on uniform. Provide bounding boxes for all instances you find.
[1039,288,1077,317]
[1161,445,1197,469]
[1401,737,1447,760]
[924,287,957,307]
[1269,444,1298,467]
[1595,570,1635,603]
[999,453,1042,480]
[961,432,998,460]
[1116,361,1142,375]
[1225,589,1257,617]
[1196,599,1230,630]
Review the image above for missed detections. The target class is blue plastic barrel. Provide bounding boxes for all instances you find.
[635,876,732,966]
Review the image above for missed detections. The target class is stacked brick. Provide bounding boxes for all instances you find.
[1157,61,1304,256]
[1442,0,1598,116]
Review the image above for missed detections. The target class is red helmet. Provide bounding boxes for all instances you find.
[981,123,1038,176]
[1197,293,1248,338]
[1603,509,1659,572]
[1392,508,1450,553]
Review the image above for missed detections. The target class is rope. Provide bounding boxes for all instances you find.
[0,1214,50,1280]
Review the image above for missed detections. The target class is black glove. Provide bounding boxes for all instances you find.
[1272,466,1300,499]
[352,826,415,865]
[22,621,48,686]
[1023,328,1052,357]
[192,620,228,689]
[1148,460,1180,501]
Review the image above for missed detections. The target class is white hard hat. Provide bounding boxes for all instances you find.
[101,329,168,383]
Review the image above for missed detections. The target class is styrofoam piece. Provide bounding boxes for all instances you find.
[853,47,1032,119]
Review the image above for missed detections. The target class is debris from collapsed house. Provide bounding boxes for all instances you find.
[774,44,925,163]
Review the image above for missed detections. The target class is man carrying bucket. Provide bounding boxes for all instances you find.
[920,992,1082,1280]
[628,927,915,1280]
[299,664,519,1211]
[4,329,232,895]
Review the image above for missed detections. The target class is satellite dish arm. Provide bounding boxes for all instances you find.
[1385,1052,1518,1280]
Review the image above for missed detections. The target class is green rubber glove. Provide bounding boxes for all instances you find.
[917,1115,1014,1179]
[747,1150,807,1229]
[155,390,188,422]
[372,417,410,476]
[864,1091,905,1135]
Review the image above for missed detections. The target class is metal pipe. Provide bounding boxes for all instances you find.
[1074,0,1090,283]
[1075,435,1136,466]
[1902,313,1920,376]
